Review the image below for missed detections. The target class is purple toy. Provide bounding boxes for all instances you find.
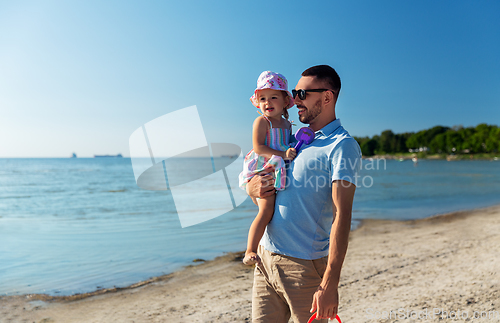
[294,127,315,151]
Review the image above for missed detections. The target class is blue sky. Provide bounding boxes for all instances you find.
[1,0,499,157]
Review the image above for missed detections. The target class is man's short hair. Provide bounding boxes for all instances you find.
[302,65,341,93]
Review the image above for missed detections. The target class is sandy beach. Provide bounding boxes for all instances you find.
[2,204,499,323]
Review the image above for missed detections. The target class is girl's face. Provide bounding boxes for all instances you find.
[257,89,289,119]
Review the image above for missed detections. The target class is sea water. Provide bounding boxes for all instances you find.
[0,158,499,296]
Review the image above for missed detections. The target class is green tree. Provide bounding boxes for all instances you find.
[406,131,425,149]
[480,124,499,152]
[470,123,492,153]
[353,136,369,148]
[361,139,378,156]
[446,131,463,152]
[429,133,447,153]
[491,127,500,152]
[379,130,395,153]
[394,132,412,152]
[458,127,476,152]
[356,123,498,155]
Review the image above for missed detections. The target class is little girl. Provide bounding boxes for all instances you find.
[239,71,297,265]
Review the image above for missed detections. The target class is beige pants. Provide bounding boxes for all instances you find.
[252,245,329,323]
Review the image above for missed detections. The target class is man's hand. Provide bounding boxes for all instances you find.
[310,284,339,320]
[245,167,275,201]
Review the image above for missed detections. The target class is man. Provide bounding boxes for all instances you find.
[246,65,362,322]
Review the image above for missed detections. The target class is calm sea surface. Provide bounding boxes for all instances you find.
[1,158,499,296]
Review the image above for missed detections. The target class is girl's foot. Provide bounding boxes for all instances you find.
[243,252,261,266]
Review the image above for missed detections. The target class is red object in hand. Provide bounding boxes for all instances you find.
[307,312,341,323]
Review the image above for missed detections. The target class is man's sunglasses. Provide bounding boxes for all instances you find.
[292,89,335,100]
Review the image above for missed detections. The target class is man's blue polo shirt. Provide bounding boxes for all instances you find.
[261,118,362,260]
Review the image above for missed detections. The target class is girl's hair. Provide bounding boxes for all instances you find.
[282,91,289,121]
[283,106,289,120]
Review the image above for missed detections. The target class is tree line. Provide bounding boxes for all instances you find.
[354,123,500,156]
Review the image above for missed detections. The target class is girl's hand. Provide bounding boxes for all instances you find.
[284,148,297,161]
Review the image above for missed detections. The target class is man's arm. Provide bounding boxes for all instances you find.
[310,180,356,320]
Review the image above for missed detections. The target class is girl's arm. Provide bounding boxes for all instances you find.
[252,117,286,159]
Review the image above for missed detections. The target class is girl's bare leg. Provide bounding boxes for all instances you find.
[243,194,275,265]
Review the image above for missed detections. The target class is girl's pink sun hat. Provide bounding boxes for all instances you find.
[250,71,295,109]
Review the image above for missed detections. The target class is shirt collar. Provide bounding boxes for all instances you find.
[316,118,341,137]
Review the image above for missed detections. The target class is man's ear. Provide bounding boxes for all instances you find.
[324,90,334,105]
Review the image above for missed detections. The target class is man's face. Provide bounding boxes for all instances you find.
[294,76,324,126]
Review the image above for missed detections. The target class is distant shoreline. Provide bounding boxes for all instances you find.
[364,152,500,161]
[0,156,241,159]
[1,154,499,160]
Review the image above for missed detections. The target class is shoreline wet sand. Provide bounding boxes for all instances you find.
[2,204,499,322]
